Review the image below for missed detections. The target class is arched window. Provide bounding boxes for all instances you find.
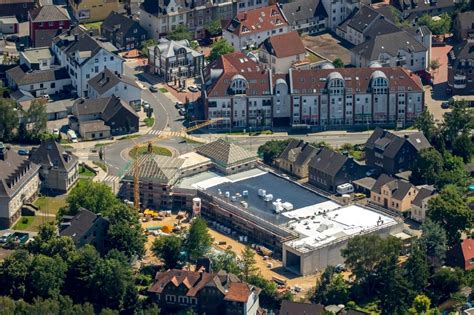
[371,71,388,94]
[230,75,248,94]
[327,72,344,95]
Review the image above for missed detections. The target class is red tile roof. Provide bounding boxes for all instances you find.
[224,282,252,302]
[226,5,288,36]
[461,238,474,270]
[261,31,306,58]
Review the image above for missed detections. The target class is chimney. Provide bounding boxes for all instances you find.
[74,34,78,42]
[101,71,105,80]
[0,142,7,160]
[404,134,409,139]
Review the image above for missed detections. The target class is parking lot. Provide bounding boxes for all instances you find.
[302,33,353,65]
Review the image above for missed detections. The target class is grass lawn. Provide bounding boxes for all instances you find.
[180,137,201,144]
[467,195,474,204]
[159,87,168,93]
[129,145,172,159]
[79,165,96,177]
[93,161,107,172]
[144,117,155,127]
[60,139,70,145]
[118,134,141,140]
[350,150,364,161]
[82,21,102,30]
[62,145,74,149]
[13,215,55,232]
[34,196,67,216]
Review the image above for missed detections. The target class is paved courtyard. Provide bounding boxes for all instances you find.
[302,33,353,65]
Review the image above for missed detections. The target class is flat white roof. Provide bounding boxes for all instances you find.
[284,204,398,253]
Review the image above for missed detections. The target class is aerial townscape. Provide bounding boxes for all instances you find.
[0,0,474,313]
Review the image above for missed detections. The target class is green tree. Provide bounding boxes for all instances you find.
[0,249,32,299]
[452,133,474,163]
[168,24,192,41]
[414,109,436,141]
[443,100,474,146]
[65,180,118,215]
[27,255,67,300]
[208,38,234,62]
[429,267,464,302]
[428,185,472,246]
[205,20,222,37]
[106,203,146,259]
[435,152,469,188]
[0,296,15,315]
[333,58,344,68]
[211,247,242,275]
[152,235,183,269]
[28,222,76,262]
[141,38,157,57]
[408,294,432,314]
[257,139,294,164]
[410,148,444,185]
[417,219,447,268]
[184,218,212,262]
[313,266,349,305]
[417,13,451,35]
[404,244,429,293]
[240,246,258,281]
[0,98,19,142]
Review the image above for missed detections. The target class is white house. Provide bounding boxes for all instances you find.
[321,0,359,30]
[88,68,142,109]
[223,4,290,51]
[52,26,124,97]
[411,187,437,223]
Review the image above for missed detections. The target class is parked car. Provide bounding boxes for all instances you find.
[441,102,450,109]
[52,128,60,137]
[175,101,184,109]
[335,264,346,273]
[188,85,199,93]
[67,130,78,143]
[17,149,29,156]
[195,84,202,91]
[40,94,50,100]
[149,86,158,93]
[142,101,150,109]
[0,232,12,243]
[178,108,186,116]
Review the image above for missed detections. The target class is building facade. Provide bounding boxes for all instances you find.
[68,0,122,23]
[370,174,418,213]
[279,0,328,35]
[276,140,318,178]
[101,11,147,50]
[448,38,474,95]
[148,39,204,82]
[0,143,40,228]
[204,52,425,131]
[29,5,71,48]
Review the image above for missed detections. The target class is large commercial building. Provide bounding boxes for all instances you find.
[203,52,424,130]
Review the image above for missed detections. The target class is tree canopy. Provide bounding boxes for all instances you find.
[417,13,451,35]
[258,138,294,164]
[0,98,19,142]
[168,24,192,41]
[184,218,213,262]
[208,38,234,62]
[152,235,184,269]
[65,180,118,216]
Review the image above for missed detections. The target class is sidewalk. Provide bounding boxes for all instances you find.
[82,160,108,182]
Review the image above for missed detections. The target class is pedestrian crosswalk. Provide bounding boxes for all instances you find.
[102,175,121,194]
[148,130,184,137]
[103,175,120,183]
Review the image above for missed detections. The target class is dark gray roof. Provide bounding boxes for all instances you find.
[457,11,474,32]
[0,144,40,198]
[365,128,431,159]
[34,29,63,48]
[29,4,69,22]
[29,139,78,172]
[449,40,474,65]
[279,300,325,315]
[371,174,414,200]
[353,176,376,190]
[101,11,143,35]
[406,132,432,151]
[373,5,401,24]
[88,68,140,95]
[352,30,427,60]
[364,17,404,39]
[346,5,380,33]
[279,140,319,168]
[73,95,138,122]
[60,208,109,243]
[394,0,455,14]
[279,0,328,25]
[308,147,349,177]
[6,64,69,86]
[411,186,436,207]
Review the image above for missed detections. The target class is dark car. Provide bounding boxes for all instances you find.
[441,102,450,109]
[178,108,186,116]
[149,86,158,93]
[175,101,184,109]
[17,149,29,156]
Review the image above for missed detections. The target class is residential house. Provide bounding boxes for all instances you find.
[0,16,19,34]
[148,269,261,315]
[68,0,123,23]
[370,174,418,213]
[0,143,40,228]
[29,139,79,193]
[204,52,425,130]
[196,138,257,174]
[279,0,328,35]
[60,208,110,254]
[308,147,366,192]
[410,186,437,222]
[448,38,474,95]
[52,26,124,97]
[276,140,318,178]
[71,95,139,140]
[139,0,234,40]
[101,11,147,50]
[390,0,456,23]
[236,0,268,13]
[19,47,54,70]
[454,11,474,41]
[88,68,142,109]
[351,30,429,72]
[321,0,359,29]
[450,238,474,271]
[148,39,204,83]
[365,128,431,174]
[0,0,35,22]
[258,31,308,74]
[223,5,290,51]
[279,300,325,315]
[28,5,70,48]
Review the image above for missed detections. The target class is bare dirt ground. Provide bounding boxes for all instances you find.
[302,33,354,65]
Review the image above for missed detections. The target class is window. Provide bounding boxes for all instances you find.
[51,82,55,88]
[110,56,114,61]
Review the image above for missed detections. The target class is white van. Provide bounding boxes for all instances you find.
[67,130,78,143]
[336,183,354,195]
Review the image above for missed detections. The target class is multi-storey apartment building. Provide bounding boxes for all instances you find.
[448,38,474,95]
[204,52,424,130]
[52,26,124,97]
[140,0,234,40]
